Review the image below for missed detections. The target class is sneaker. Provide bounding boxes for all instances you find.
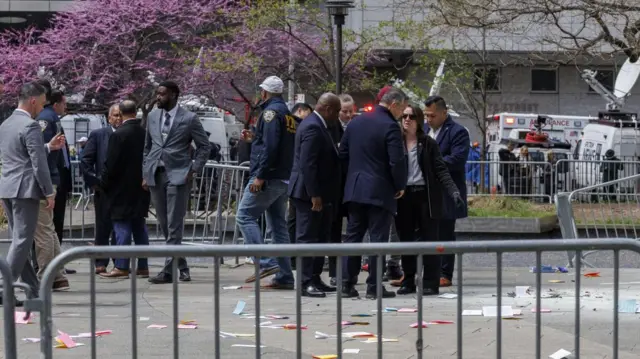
[53,280,71,292]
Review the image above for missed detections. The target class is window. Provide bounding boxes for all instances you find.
[588,69,615,93]
[473,67,500,92]
[531,68,558,92]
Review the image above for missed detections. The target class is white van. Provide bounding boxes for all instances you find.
[59,114,107,147]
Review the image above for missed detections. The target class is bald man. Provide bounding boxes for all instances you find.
[288,93,342,298]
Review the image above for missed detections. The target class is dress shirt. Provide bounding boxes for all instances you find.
[428,126,442,140]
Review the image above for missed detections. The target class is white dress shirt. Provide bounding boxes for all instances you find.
[314,110,327,128]
[429,126,442,140]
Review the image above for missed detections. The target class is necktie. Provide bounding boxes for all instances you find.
[162,112,171,135]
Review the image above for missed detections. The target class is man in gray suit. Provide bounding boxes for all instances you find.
[143,81,211,284]
[0,82,65,306]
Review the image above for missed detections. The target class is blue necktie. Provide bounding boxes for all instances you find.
[162,112,171,135]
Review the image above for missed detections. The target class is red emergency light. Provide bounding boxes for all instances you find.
[363,105,373,112]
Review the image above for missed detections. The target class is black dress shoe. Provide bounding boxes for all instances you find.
[423,288,440,296]
[366,286,396,300]
[314,278,336,293]
[302,284,326,298]
[179,271,191,282]
[148,273,172,284]
[396,285,417,295]
[329,277,337,287]
[65,267,77,275]
[385,266,403,280]
[342,285,359,298]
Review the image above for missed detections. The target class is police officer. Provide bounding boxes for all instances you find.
[236,76,297,289]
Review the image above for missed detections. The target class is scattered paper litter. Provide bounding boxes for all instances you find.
[342,321,369,326]
[482,306,515,317]
[584,272,600,278]
[343,332,375,338]
[343,349,360,354]
[548,280,565,283]
[55,331,82,349]
[232,344,265,348]
[219,331,255,338]
[428,320,454,324]
[139,317,150,321]
[147,324,167,329]
[549,349,573,359]
[178,324,198,329]
[383,307,398,312]
[313,355,338,359]
[462,310,483,316]
[397,308,417,313]
[438,293,458,299]
[410,321,428,328]
[361,338,398,343]
[315,331,337,339]
[618,299,637,313]
[75,330,112,338]
[351,314,373,317]
[223,285,243,290]
[14,311,34,324]
[531,308,552,313]
[233,300,246,315]
[22,338,40,343]
[516,286,532,298]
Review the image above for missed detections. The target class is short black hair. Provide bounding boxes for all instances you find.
[119,100,137,116]
[292,103,312,114]
[18,82,47,102]
[424,96,447,111]
[35,78,52,103]
[49,89,65,105]
[158,80,180,100]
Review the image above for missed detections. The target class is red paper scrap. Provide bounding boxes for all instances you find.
[584,272,600,278]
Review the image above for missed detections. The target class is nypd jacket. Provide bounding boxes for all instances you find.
[249,97,296,180]
[36,106,63,186]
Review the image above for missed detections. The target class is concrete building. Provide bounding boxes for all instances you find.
[0,0,73,31]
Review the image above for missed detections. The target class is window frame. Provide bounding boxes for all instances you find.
[530,68,559,93]
[473,66,501,93]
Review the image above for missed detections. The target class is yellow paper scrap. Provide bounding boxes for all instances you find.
[313,355,338,359]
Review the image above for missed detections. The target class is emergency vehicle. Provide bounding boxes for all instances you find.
[486,113,592,151]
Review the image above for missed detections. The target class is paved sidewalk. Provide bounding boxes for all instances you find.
[3,259,640,358]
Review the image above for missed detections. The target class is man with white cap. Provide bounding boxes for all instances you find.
[237,75,297,288]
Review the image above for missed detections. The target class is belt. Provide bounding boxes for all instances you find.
[156,166,166,173]
[406,185,426,193]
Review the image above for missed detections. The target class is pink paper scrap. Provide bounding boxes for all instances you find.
[427,320,454,325]
[410,321,428,328]
[76,330,113,338]
[147,324,168,329]
[178,324,198,329]
[56,331,78,348]
[15,311,33,324]
[398,308,418,313]
[531,308,552,313]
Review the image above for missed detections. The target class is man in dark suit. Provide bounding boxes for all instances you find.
[423,96,470,288]
[339,88,408,300]
[99,100,150,278]
[288,93,341,298]
[36,86,75,275]
[80,104,122,274]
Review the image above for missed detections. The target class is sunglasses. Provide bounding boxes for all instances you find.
[402,114,417,120]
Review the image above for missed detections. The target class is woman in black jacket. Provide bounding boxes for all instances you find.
[395,104,463,296]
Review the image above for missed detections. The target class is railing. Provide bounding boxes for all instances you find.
[18,238,640,358]
[556,173,640,267]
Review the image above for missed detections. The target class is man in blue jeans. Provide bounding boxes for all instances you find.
[238,76,296,288]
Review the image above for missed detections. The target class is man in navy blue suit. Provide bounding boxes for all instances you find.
[80,104,122,274]
[423,96,469,288]
[288,93,342,298]
[339,88,408,300]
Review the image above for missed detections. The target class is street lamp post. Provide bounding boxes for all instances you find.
[326,0,354,95]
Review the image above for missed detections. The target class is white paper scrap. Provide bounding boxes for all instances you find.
[315,331,336,339]
[232,344,266,348]
[139,317,150,322]
[462,310,483,316]
[223,286,243,290]
[516,286,532,298]
[549,349,572,359]
[438,293,458,299]
[482,306,514,317]
[22,338,41,343]
[344,348,361,354]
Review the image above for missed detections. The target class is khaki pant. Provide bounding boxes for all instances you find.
[33,200,66,283]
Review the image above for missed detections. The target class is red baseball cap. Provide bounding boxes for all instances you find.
[375,85,393,104]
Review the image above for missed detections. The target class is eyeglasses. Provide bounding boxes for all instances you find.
[402,114,416,120]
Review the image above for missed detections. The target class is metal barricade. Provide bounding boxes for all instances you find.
[555,159,640,195]
[466,160,553,203]
[31,239,640,359]
[556,173,640,267]
[0,257,18,359]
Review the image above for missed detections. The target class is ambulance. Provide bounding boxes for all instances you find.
[486,113,593,152]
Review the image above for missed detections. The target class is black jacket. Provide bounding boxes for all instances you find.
[416,134,459,219]
[100,119,150,220]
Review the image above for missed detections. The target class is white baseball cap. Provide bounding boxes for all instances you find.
[259,76,284,94]
[78,136,88,142]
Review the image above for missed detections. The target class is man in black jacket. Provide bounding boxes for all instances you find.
[98,100,150,279]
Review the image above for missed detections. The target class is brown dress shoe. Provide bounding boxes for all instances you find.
[439,278,452,287]
[95,266,107,275]
[136,269,150,278]
[99,268,130,279]
[390,275,404,287]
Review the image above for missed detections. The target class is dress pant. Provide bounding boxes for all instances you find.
[439,219,457,280]
[112,218,150,271]
[53,166,71,245]
[394,186,440,290]
[328,203,347,278]
[33,200,67,283]
[291,198,333,286]
[343,203,392,288]
[94,191,116,268]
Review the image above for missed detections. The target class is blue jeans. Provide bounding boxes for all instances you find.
[113,218,149,271]
[236,177,293,284]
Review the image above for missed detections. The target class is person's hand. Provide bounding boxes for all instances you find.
[452,192,465,209]
[141,179,148,191]
[311,197,323,212]
[48,133,66,151]
[394,190,404,199]
[249,178,265,193]
[45,194,56,210]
